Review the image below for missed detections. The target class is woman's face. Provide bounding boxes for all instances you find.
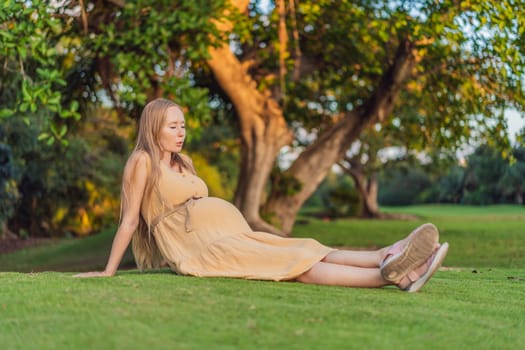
[159,107,186,154]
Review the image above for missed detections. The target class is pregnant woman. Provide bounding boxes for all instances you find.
[74,98,449,292]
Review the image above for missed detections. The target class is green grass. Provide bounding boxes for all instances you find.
[295,204,525,269]
[0,226,134,273]
[1,205,525,349]
[1,269,524,349]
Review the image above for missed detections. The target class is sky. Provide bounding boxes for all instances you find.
[507,110,525,142]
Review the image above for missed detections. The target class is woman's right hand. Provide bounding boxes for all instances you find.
[72,270,113,278]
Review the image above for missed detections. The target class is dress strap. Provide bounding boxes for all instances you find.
[151,197,202,233]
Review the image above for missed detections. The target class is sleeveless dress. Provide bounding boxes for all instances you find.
[142,162,334,281]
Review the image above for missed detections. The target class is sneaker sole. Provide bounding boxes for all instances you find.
[406,242,449,292]
[381,223,439,282]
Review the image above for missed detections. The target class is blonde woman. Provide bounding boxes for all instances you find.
[75,98,449,292]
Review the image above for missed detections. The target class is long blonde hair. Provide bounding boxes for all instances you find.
[125,98,194,270]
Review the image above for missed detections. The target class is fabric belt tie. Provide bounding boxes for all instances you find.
[151,196,202,233]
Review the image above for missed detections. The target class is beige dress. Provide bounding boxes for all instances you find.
[142,162,334,281]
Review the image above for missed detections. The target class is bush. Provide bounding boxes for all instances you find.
[2,114,128,237]
[318,174,361,217]
[0,143,19,234]
[436,165,466,203]
[378,167,433,206]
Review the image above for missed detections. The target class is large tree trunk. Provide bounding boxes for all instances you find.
[206,0,293,234]
[338,144,383,218]
[1,222,18,240]
[263,39,418,234]
[361,173,380,217]
[207,1,417,234]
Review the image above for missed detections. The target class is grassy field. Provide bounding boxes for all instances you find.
[1,205,524,349]
[294,204,525,269]
[0,226,135,273]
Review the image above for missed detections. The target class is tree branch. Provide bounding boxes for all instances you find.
[289,0,302,81]
[105,0,125,8]
[79,0,89,34]
[277,0,287,100]
[361,38,417,124]
[276,37,417,201]
[416,55,495,79]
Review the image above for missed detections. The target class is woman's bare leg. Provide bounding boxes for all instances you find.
[296,261,389,288]
[322,247,389,268]
[323,223,440,269]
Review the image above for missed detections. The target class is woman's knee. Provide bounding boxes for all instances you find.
[296,267,316,284]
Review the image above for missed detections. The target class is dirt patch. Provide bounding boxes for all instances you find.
[301,212,420,222]
[0,237,52,255]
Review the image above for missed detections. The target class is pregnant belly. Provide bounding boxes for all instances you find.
[189,197,252,236]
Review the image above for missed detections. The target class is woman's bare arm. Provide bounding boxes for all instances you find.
[73,152,149,277]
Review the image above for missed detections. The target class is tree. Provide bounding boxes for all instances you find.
[3,0,524,236]
[462,144,525,205]
[1,1,231,236]
[0,0,81,145]
[337,118,459,217]
[1,0,228,136]
[204,0,524,233]
[378,165,434,206]
[462,145,508,204]
[370,142,525,206]
[436,165,466,204]
[337,127,395,218]
[338,139,383,218]
[499,147,525,204]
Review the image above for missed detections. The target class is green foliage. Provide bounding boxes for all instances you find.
[270,166,303,196]
[463,145,525,204]
[185,113,240,200]
[436,166,466,204]
[0,0,80,145]
[378,166,434,206]
[462,145,507,204]
[1,111,128,237]
[0,0,234,237]
[500,147,525,202]
[235,0,525,154]
[2,0,524,236]
[190,153,232,199]
[377,144,525,206]
[1,0,230,143]
[516,126,525,145]
[83,0,228,126]
[310,173,361,217]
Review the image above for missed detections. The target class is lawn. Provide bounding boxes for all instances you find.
[1,205,524,349]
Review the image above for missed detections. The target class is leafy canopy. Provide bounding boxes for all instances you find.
[232,0,524,153]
